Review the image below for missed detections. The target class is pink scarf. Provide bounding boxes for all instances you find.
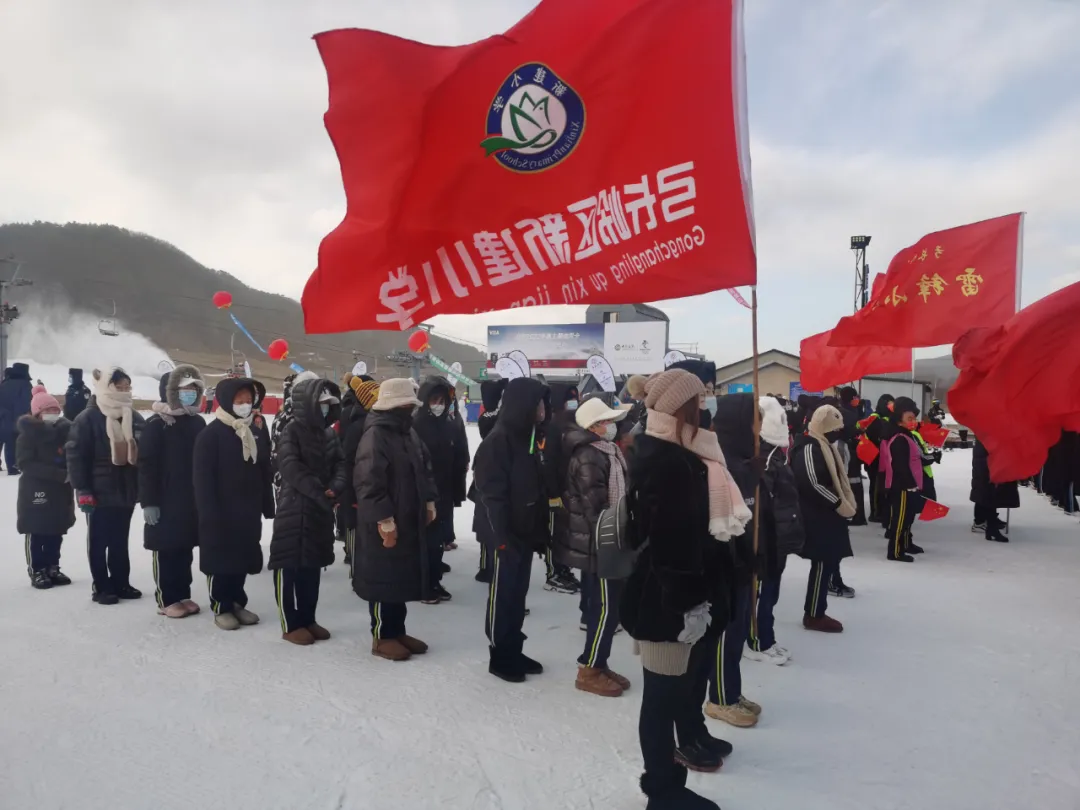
[646,410,752,542]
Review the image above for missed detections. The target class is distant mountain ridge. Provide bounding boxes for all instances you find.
[0,222,486,384]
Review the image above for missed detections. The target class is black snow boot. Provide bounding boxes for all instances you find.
[907,543,925,554]
[674,740,722,772]
[694,731,733,760]
[488,647,526,683]
[47,566,72,586]
[30,570,53,590]
[642,765,720,810]
[117,585,143,600]
[517,651,544,675]
[474,568,492,583]
[93,591,119,605]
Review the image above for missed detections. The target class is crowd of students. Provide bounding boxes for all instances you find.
[8,357,1077,810]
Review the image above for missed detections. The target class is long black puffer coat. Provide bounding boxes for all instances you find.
[194,378,275,576]
[971,439,1020,509]
[138,366,206,552]
[791,433,853,563]
[269,379,348,571]
[66,396,145,509]
[337,393,371,532]
[16,415,76,536]
[473,377,551,552]
[554,423,618,573]
[540,382,579,498]
[477,379,508,441]
[712,393,760,586]
[620,433,732,643]
[412,376,469,511]
[758,440,804,576]
[353,407,437,604]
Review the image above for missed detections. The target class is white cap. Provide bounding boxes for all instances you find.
[575,397,627,430]
[318,388,340,404]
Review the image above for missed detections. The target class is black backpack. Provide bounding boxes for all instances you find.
[594,486,646,580]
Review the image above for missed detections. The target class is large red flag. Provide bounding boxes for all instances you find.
[302,0,756,333]
[949,281,1080,483]
[828,214,1024,348]
[799,329,911,392]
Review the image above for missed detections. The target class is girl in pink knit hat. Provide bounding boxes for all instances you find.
[16,385,76,589]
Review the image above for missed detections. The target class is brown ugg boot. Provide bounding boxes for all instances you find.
[603,668,632,690]
[803,613,844,633]
[372,638,412,661]
[576,666,624,697]
[283,627,315,646]
[397,635,429,655]
[307,623,331,641]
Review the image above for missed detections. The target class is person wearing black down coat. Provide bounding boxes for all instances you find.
[353,378,438,662]
[269,378,347,645]
[17,386,76,589]
[339,376,380,570]
[193,377,275,632]
[620,369,732,810]
[474,376,551,683]
[138,364,206,619]
[63,368,92,423]
[411,376,469,603]
[970,439,1019,543]
[469,378,508,583]
[66,367,145,605]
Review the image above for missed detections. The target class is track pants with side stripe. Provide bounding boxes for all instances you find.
[486,544,532,651]
[152,548,193,607]
[369,602,407,639]
[747,570,783,653]
[887,489,920,559]
[206,573,248,615]
[708,584,750,706]
[274,567,321,634]
[804,560,837,618]
[578,573,624,670]
[25,534,62,578]
[86,506,134,596]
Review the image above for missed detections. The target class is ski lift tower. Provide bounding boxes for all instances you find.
[0,257,31,374]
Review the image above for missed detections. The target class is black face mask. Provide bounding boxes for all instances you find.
[825,429,844,443]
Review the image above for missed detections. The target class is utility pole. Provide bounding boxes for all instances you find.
[0,257,32,375]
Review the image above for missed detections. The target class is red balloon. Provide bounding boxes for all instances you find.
[407,331,430,353]
[268,338,290,362]
[212,290,233,309]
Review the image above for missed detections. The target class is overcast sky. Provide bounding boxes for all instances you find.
[2,0,1078,364]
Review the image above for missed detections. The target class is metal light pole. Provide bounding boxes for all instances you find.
[850,235,871,312]
[0,258,31,375]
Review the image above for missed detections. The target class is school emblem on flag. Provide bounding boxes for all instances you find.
[481,63,586,172]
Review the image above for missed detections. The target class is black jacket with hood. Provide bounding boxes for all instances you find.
[474,377,551,552]
[66,369,146,509]
[759,439,804,575]
[0,362,32,436]
[16,414,76,536]
[837,386,864,479]
[712,394,761,586]
[352,405,438,604]
[477,378,507,441]
[338,383,372,532]
[138,365,206,552]
[619,432,732,643]
[554,422,614,573]
[63,369,91,423]
[866,394,896,448]
[269,379,348,570]
[791,412,853,563]
[412,376,469,511]
[540,382,579,498]
[193,378,275,575]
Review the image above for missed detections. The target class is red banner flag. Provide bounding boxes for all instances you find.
[919,500,950,521]
[799,329,911,392]
[916,423,950,449]
[949,281,1080,483]
[856,433,879,465]
[828,214,1024,348]
[302,0,756,333]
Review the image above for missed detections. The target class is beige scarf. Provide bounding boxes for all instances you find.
[646,410,752,541]
[150,400,200,426]
[215,407,257,463]
[807,406,857,518]
[96,385,137,466]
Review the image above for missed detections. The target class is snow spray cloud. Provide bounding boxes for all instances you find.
[7,293,171,379]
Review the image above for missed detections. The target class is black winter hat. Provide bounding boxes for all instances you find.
[893,396,920,419]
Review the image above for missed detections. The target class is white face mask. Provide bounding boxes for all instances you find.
[233,403,252,418]
[566,400,579,411]
[42,413,61,424]
[430,404,446,417]
[602,423,618,442]
[704,396,718,415]
[320,404,331,418]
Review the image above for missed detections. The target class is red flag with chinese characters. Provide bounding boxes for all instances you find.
[799,329,911,392]
[949,281,1080,483]
[916,423,950,449]
[856,433,879,465]
[919,500,950,521]
[828,214,1024,348]
[302,0,756,333]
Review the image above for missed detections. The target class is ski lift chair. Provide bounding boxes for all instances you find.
[98,317,119,337]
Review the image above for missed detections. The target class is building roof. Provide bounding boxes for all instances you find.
[714,350,800,385]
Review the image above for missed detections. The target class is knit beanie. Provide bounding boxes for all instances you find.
[643,369,704,416]
[350,378,381,410]
[626,375,647,400]
[31,385,61,416]
[372,378,421,412]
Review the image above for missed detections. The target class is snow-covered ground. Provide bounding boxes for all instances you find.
[3,436,1079,810]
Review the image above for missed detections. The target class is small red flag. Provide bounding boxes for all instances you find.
[917,423,950,449]
[800,329,911,392]
[828,214,1024,348]
[302,0,756,333]
[950,281,1080,483]
[919,500,950,521]
[856,433,879,465]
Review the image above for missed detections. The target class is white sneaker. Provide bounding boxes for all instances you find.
[773,645,791,660]
[743,645,790,665]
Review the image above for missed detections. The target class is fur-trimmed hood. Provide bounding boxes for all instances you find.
[158,364,205,409]
[215,376,266,417]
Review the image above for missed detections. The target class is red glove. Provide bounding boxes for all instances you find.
[77,493,96,514]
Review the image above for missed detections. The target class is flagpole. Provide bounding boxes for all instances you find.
[750,286,761,638]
